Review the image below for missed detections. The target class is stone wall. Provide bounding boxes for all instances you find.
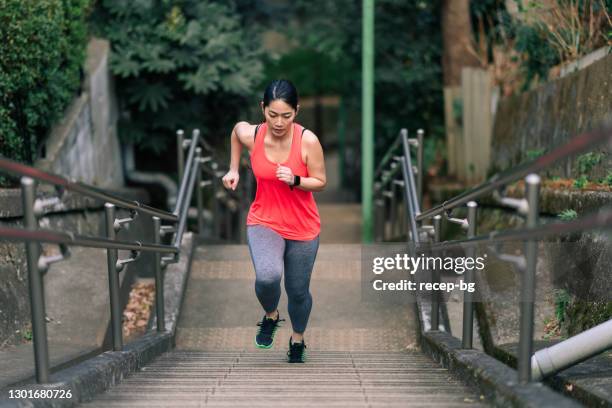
[491,53,611,179]
[36,38,123,188]
[474,54,612,345]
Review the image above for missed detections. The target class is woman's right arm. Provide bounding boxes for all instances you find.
[223,121,254,190]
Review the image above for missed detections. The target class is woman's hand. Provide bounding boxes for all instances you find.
[222,169,240,190]
[276,164,294,186]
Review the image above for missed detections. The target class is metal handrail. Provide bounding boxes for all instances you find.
[174,129,201,216]
[419,205,612,251]
[172,154,200,250]
[0,125,250,384]
[0,156,177,222]
[374,132,403,179]
[416,125,612,222]
[374,124,612,386]
[0,226,178,253]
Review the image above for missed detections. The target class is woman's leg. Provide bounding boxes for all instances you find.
[283,235,320,340]
[246,225,285,314]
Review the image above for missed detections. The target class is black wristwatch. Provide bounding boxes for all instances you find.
[290,175,301,190]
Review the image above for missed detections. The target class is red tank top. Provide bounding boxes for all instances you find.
[246,122,321,240]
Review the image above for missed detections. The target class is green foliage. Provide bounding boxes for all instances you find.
[22,329,32,341]
[564,300,612,336]
[576,152,604,174]
[558,209,578,221]
[285,0,444,164]
[602,171,612,186]
[525,148,546,160]
[90,1,264,153]
[262,48,349,98]
[573,174,589,188]
[513,22,561,87]
[0,0,91,165]
[553,288,571,323]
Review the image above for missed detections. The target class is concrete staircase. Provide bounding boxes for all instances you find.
[79,350,486,407]
[77,203,489,406]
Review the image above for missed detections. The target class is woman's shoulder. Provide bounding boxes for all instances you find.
[234,121,259,138]
[235,122,265,147]
[299,127,320,147]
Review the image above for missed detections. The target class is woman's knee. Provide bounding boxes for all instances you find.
[255,269,282,288]
[287,288,311,304]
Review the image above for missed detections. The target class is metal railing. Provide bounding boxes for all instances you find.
[373,125,612,384]
[0,128,248,384]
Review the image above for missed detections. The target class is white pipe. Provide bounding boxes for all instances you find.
[532,319,612,380]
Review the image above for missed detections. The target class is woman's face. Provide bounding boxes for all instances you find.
[261,99,297,138]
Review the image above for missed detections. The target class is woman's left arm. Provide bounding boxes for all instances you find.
[276,130,327,192]
[296,130,326,192]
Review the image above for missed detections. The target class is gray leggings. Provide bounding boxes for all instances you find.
[246,225,319,334]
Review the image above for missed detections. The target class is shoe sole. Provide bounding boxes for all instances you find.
[254,337,274,349]
[255,327,279,349]
[287,349,307,363]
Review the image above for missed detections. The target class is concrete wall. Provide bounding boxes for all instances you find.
[491,53,611,179]
[36,38,123,188]
[0,188,152,351]
[0,37,131,351]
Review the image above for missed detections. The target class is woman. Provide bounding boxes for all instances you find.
[221,79,326,363]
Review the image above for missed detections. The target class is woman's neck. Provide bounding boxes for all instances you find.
[268,124,293,144]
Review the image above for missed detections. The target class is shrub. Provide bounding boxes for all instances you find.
[576,151,604,174]
[558,209,578,220]
[0,0,91,167]
[573,174,589,188]
[90,1,264,153]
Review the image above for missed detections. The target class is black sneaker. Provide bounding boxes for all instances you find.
[287,337,307,363]
[255,313,284,349]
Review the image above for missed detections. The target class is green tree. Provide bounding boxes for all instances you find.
[0,0,91,165]
[90,0,265,153]
[284,0,445,158]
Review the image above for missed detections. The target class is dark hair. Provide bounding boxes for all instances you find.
[262,79,298,111]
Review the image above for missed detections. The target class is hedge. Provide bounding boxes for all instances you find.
[0,0,91,169]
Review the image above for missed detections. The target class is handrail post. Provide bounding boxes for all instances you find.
[153,217,165,332]
[225,201,232,241]
[238,160,248,244]
[105,203,123,351]
[211,163,221,238]
[21,177,50,383]
[431,214,442,331]
[195,148,204,235]
[177,129,185,185]
[390,178,398,239]
[462,201,478,348]
[374,198,384,242]
[519,174,540,383]
[417,129,424,209]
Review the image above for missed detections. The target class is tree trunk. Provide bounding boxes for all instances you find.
[441,0,480,87]
[441,0,480,177]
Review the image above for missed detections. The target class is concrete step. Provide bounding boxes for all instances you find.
[78,350,488,407]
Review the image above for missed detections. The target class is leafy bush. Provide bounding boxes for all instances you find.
[576,151,604,174]
[0,0,91,165]
[285,0,445,154]
[515,0,611,86]
[525,148,546,160]
[90,1,264,153]
[573,174,589,188]
[558,209,578,220]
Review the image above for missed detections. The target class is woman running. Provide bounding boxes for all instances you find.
[221,79,326,363]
